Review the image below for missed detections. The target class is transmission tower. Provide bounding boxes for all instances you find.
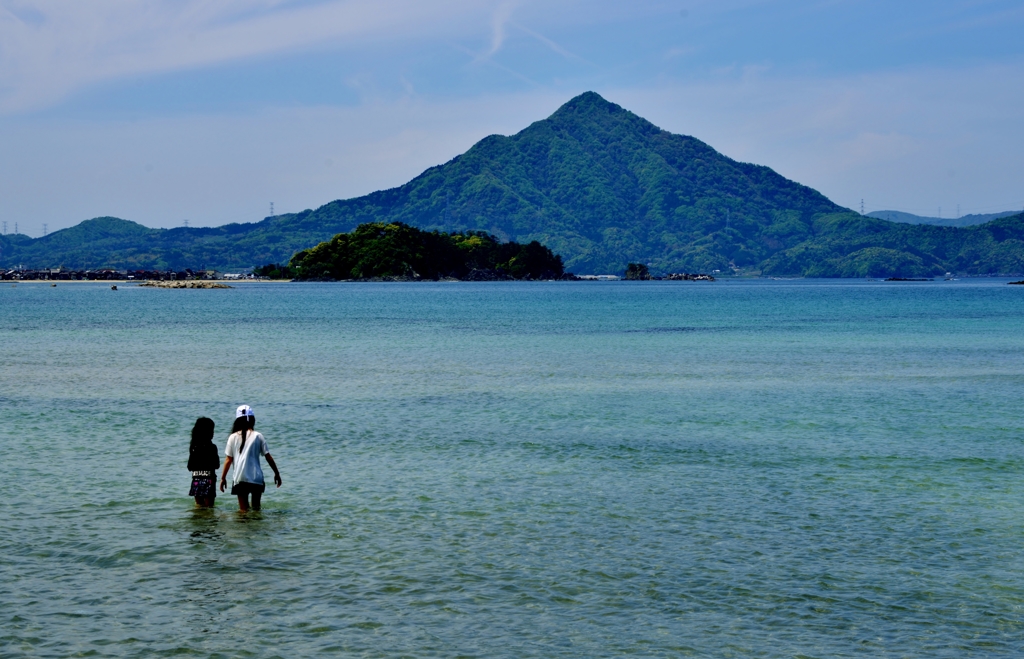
[860,199,865,214]
[14,223,18,235]
[270,202,274,216]
[2,221,6,235]
[938,207,942,219]
[183,219,189,228]
[42,223,47,236]
[956,204,960,219]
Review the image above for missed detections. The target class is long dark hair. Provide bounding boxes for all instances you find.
[188,417,216,471]
[232,414,255,450]
[190,417,215,453]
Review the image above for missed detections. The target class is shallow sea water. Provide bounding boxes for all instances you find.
[2,279,1024,657]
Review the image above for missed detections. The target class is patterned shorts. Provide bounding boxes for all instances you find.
[189,472,217,498]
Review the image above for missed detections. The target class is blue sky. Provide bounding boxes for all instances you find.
[2,0,1023,234]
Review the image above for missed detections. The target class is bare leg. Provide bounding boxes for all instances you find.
[195,496,204,507]
[251,491,262,511]
[236,494,250,512]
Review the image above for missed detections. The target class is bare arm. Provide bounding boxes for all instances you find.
[265,453,282,487]
[220,456,233,492]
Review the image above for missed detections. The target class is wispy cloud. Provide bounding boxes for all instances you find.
[451,39,538,86]
[0,0,498,114]
[482,1,516,60]
[511,21,593,65]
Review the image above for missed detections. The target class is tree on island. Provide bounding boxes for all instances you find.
[253,263,293,279]
[287,222,564,281]
[624,263,651,280]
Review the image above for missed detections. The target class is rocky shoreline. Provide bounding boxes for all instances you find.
[663,273,715,281]
[299,268,577,282]
[137,280,233,289]
[297,268,717,282]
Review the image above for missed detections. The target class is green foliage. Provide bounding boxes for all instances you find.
[761,212,1024,277]
[289,222,564,280]
[3,94,1024,277]
[253,263,295,279]
[624,263,651,280]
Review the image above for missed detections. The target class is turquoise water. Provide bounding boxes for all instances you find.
[2,279,1023,657]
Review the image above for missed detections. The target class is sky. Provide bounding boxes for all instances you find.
[2,0,1023,236]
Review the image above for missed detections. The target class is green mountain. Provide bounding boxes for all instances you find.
[763,212,1024,277]
[3,92,1024,277]
[289,91,846,274]
[867,209,1020,228]
[0,215,299,273]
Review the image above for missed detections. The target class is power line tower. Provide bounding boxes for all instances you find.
[956,204,960,219]
[42,223,47,236]
[270,202,274,216]
[860,199,865,214]
[938,207,942,219]
[2,221,6,235]
[14,223,18,235]
[183,219,189,228]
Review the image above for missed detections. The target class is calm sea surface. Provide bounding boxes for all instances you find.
[2,279,1024,657]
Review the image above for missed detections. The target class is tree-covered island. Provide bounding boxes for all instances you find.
[277,222,565,281]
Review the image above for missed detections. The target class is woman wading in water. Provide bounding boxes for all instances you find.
[187,417,220,507]
[220,405,282,511]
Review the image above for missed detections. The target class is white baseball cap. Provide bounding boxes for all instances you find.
[235,404,254,418]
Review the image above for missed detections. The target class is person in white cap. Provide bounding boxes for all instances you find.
[219,405,282,511]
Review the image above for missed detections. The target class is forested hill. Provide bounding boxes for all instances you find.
[761,212,1024,277]
[866,209,1020,228]
[281,91,845,274]
[3,92,1024,276]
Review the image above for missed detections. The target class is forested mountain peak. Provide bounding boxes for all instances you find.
[4,92,1023,277]
[322,90,844,273]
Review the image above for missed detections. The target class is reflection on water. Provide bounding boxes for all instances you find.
[187,508,223,541]
[2,280,1024,657]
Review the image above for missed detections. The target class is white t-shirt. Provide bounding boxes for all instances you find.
[225,430,269,485]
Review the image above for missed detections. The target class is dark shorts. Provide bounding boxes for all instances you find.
[231,481,266,496]
[189,476,216,499]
